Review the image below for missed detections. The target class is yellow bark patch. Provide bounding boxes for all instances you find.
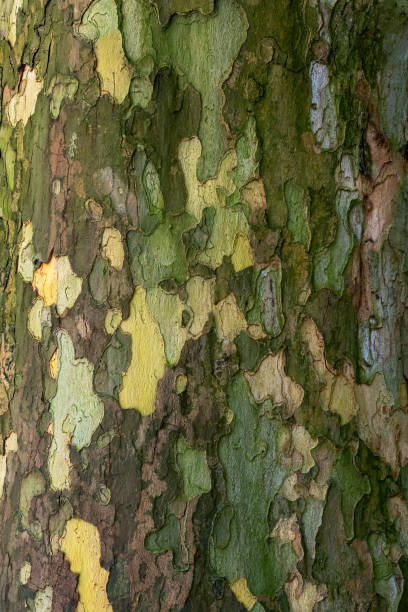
[101,227,124,270]
[119,286,166,415]
[95,30,131,104]
[7,66,43,127]
[230,578,257,610]
[60,519,112,612]
[0,432,18,500]
[33,257,58,306]
[178,136,237,222]
[213,293,247,342]
[186,276,214,338]
[104,309,122,335]
[178,137,203,221]
[175,374,188,394]
[49,349,58,379]
[231,233,254,273]
[200,149,237,206]
[178,136,250,268]
[197,206,249,269]
[245,351,304,417]
[32,255,83,316]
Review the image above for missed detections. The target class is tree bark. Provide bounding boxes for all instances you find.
[1,0,408,609]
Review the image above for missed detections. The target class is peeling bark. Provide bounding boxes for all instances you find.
[2,0,408,610]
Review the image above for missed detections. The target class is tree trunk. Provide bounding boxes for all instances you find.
[1,0,408,609]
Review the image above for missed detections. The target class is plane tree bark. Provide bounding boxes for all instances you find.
[1,0,408,610]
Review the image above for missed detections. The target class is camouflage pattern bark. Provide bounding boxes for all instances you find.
[1,0,408,610]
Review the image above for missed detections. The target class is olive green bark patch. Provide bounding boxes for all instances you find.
[331,446,370,541]
[47,75,78,120]
[247,259,285,337]
[149,0,214,25]
[146,288,189,365]
[94,330,131,400]
[145,513,187,570]
[89,255,110,305]
[19,469,46,540]
[76,0,118,41]
[210,374,296,598]
[174,436,211,501]
[122,0,248,179]
[284,180,311,251]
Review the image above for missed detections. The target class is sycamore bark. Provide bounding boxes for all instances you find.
[1,0,408,610]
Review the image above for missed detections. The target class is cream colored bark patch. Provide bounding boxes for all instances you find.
[95,30,131,104]
[32,255,83,316]
[247,324,266,340]
[0,0,23,47]
[213,293,247,342]
[34,586,53,612]
[0,432,17,500]
[119,286,166,415]
[292,424,318,474]
[355,372,408,477]
[48,331,104,491]
[280,472,328,503]
[285,571,326,612]
[301,318,358,425]
[230,578,257,610]
[18,221,34,282]
[278,425,318,476]
[7,66,43,127]
[28,299,51,342]
[245,351,304,416]
[272,513,303,559]
[60,519,112,612]
[19,562,31,585]
[101,227,124,270]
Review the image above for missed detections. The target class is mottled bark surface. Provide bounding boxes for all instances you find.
[1,0,408,610]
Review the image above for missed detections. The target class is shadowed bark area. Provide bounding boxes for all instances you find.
[1,0,408,610]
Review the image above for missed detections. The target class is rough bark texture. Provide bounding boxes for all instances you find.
[1,0,408,610]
